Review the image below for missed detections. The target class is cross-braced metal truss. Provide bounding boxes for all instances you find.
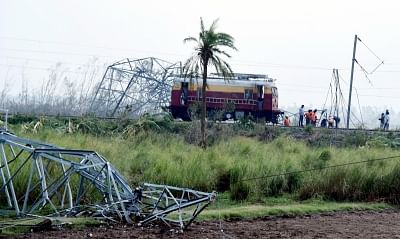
[0,130,215,229]
[90,57,181,118]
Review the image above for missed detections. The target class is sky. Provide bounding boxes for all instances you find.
[1,0,400,126]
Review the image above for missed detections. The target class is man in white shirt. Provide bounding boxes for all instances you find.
[298,105,304,127]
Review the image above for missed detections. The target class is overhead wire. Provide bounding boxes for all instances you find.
[2,35,400,75]
[337,70,364,127]
[0,63,103,75]
[354,87,364,126]
[0,50,398,73]
[355,59,373,85]
[236,155,400,184]
[354,37,384,76]
[0,36,344,71]
[1,55,105,68]
[357,37,384,63]
[0,36,186,57]
[320,70,335,114]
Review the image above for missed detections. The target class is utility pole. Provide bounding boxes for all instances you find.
[334,69,339,119]
[346,35,358,129]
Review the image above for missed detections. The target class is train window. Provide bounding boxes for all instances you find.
[244,89,253,100]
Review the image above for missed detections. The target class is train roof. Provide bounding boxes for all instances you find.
[173,73,277,88]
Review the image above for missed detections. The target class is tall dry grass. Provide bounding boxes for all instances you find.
[8,126,400,204]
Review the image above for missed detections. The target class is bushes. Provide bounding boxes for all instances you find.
[229,166,250,201]
[298,162,400,203]
[344,131,369,147]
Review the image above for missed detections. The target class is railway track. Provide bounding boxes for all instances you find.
[1,112,399,134]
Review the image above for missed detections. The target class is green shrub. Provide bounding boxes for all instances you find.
[233,116,255,131]
[319,150,332,162]
[344,131,368,147]
[304,125,313,134]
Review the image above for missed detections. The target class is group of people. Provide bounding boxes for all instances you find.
[298,105,318,127]
[285,105,391,130]
[297,105,340,128]
[378,109,390,131]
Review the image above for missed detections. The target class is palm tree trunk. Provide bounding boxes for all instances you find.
[200,61,208,149]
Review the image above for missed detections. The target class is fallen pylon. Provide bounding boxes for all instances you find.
[0,129,215,229]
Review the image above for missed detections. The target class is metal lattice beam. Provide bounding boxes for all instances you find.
[90,57,181,118]
[0,130,215,229]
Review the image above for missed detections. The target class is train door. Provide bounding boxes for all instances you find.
[256,85,264,110]
[180,82,188,105]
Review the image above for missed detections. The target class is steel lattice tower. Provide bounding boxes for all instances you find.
[90,57,181,117]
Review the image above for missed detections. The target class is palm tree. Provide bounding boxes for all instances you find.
[183,18,237,149]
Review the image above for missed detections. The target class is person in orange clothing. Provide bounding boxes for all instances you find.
[305,109,312,126]
[311,109,318,126]
[308,110,315,126]
[283,116,290,126]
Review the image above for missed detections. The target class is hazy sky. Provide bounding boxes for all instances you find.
[1,0,400,120]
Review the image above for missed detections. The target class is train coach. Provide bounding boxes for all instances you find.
[170,73,283,123]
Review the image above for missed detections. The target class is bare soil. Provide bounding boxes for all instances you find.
[5,209,400,238]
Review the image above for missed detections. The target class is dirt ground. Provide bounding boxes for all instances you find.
[5,209,400,239]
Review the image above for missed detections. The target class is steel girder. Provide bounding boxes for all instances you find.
[0,130,215,229]
[90,57,181,118]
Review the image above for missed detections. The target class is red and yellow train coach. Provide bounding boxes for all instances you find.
[170,73,282,123]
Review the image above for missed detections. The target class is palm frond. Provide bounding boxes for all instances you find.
[200,17,205,33]
[209,55,233,80]
[183,36,198,44]
[209,18,219,33]
[211,47,232,58]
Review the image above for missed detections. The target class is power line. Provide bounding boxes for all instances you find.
[280,88,400,99]
[0,64,103,75]
[237,155,400,183]
[0,47,348,72]
[357,37,384,63]
[0,47,118,59]
[355,59,373,85]
[0,36,186,57]
[1,47,400,73]
[3,62,398,99]
[0,36,361,71]
[4,35,400,67]
[231,61,333,71]
[1,54,335,72]
[1,55,105,67]
[354,87,364,126]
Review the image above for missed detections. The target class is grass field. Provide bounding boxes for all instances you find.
[2,118,400,235]
[8,120,400,203]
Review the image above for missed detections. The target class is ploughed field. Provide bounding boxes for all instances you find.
[7,209,400,239]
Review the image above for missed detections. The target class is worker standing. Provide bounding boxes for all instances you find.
[311,109,318,126]
[298,105,304,127]
[309,110,315,126]
[378,113,385,130]
[305,109,312,126]
[328,115,334,128]
[384,109,390,131]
